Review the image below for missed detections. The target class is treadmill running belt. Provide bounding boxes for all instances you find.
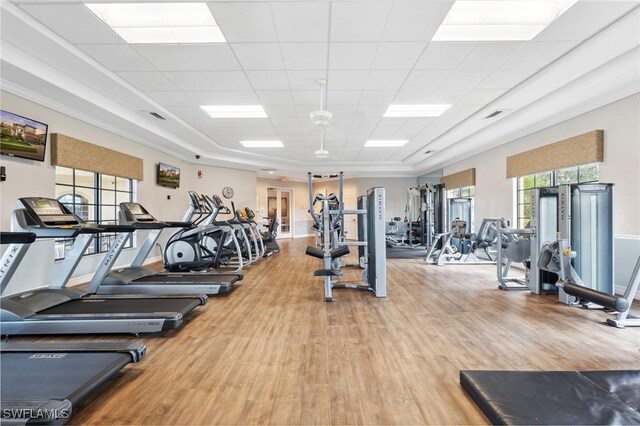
[1,352,130,405]
[134,274,242,284]
[460,370,640,425]
[38,297,202,316]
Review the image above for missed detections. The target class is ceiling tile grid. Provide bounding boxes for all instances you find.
[11,0,631,167]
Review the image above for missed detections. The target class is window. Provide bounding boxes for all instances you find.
[54,167,135,260]
[516,163,599,228]
[446,185,474,231]
[447,186,474,199]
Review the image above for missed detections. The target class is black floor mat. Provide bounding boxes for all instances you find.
[461,370,640,425]
[386,246,427,259]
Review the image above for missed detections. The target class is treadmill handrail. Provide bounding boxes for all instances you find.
[0,232,36,244]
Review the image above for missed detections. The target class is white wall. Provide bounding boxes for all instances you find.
[313,177,418,220]
[441,93,640,288]
[0,91,256,295]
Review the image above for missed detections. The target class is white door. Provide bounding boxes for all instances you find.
[267,187,293,239]
[343,187,358,240]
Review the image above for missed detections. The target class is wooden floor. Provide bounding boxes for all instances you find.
[11,238,640,425]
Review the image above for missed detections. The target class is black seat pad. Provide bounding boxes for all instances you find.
[460,370,640,425]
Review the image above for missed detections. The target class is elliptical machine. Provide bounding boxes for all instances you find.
[164,192,243,272]
[244,207,279,256]
[259,211,280,254]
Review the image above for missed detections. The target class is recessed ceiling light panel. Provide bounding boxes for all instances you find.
[364,140,409,147]
[201,105,268,118]
[433,0,579,41]
[383,104,451,118]
[85,3,225,43]
[240,140,283,148]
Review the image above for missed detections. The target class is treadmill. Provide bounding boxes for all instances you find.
[88,202,242,296]
[0,197,207,336]
[0,231,146,425]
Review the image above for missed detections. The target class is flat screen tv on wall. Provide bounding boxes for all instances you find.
[0,110,48,162]
[157,162,181,188]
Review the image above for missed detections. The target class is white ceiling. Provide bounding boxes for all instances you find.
[1,0,639,178]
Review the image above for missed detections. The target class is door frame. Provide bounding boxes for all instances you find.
[265,186,295,239]
[342,186,358,240]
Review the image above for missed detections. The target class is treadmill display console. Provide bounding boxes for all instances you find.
[23,198,78,225]
[124,203,144,215]
[29,199,64,216]
[122,203,155,222]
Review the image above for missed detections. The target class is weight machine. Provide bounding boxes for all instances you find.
[305,172,387,302]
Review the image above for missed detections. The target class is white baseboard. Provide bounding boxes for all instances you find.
[68,255,162,287]
[294,234,313,238]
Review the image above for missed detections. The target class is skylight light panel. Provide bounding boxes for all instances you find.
[433,0,579,41]
[85,3,225,43]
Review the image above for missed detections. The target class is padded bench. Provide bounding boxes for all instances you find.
[460,370,640,425]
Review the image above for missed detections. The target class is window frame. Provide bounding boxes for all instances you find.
[55,167,135,261]
[515,164,600,229]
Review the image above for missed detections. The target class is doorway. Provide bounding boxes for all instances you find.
[267,187,293,239]
[343,186,358,240]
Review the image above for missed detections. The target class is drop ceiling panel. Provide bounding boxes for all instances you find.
[402,69,450,90]
[168,106,211,119]
[415,42,476,70]
[292,91,318,106]
[256,91,295,106]
[460,89,506,105]
[355,106,387,118]
[381,0,453,42]
[477,69,535,90]
[187,91,226,105]
[20,4,124,44]
[181,44,241,71]
[424,88,468,104]
[270,2,330,42]
[330,2,392,42]
[359,90,397,106]
[117,72,178,91]
[163,71,216,91]
[245,70,290,90]
[394,125,425,139]
[439,69,493,91]
[265,106,298,118]
[77,44,154,72]
[218,91,260,104]
[231,43,284,70]
[130,45,197,72]
[328,70,369,90]
[372,42,427,69]
[365,70,410,90]
[326,91,361,106]
[203,71,253,91]
[457,42,525,70]
[393,89,436,104]
[329,42,378,69]
[281,43,328,70]
[287,70,327,90]
[208,2,278,43]
[146,91,196,106]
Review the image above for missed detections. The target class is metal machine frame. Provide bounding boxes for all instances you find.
[306,172,386,301]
